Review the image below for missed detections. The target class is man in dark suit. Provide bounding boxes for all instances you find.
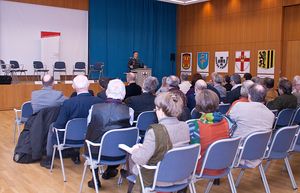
[224,73,242,104]
[31,75,66,113]
[125,76,159,119]
[125,72,142,99]
[40,75,102,169]
[96,77,111,101]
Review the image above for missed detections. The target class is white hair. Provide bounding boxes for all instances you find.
[240,80,254,97]
[106,79,126,100]
[293,75,300,85]
[195,79,207,91]
[72,75,89,90]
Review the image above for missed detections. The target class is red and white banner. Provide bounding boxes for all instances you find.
[235,51,250,74]
[41,31,61,75]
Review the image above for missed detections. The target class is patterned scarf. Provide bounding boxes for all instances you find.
[199,112,223,124]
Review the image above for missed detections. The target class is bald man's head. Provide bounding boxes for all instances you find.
[248,84,267,103]
[42,75,54,87]
[126,72,136,83]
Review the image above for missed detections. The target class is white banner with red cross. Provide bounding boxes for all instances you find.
[235,50,250,74]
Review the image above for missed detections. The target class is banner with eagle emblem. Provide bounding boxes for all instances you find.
[215,51,229,73]
[181,52,192,72]
[235,51,250,74]
[197,52,209,73]
[257,49,275,74]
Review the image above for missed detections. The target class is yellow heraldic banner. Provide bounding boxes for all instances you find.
[257,49,275,74]
[181,52,192,72]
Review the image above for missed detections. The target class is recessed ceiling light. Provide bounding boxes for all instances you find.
[157,0,209,5]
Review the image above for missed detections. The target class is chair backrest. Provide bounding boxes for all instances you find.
[100,127,138,159]
[74,62,86,69]
[54,61,66,69]
[267,125,299,158]
[63,118,88,146]
[191,108,201,119]
[218,103,231,114]
[10,60,20,69]
[136,111,158,133]
[93,62,104,71]
[274,108,295,128]
[21,101,33,119]
[238,130,272,161]
[33,61,44,69]
[271,109,279,117]
[154,144,200,184]
[290,108,300,126]
[200,137,241,176]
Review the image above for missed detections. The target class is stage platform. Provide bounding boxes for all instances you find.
[0,81,101,111]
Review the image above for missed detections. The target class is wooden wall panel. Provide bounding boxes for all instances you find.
[177,0,283,81]
[6,0,89,10]
[282,5,300,80]
[283,0,300,6]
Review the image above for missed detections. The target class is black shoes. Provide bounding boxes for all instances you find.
[102,169,118,180]
[120,169,129,178]
[88,179,101,189]
[40,157,52,169]
[213,178,220,185]
[71,154,81,165]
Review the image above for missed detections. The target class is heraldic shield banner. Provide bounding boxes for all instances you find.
[235,51,250,74]
[181,52,192,72]
[257,49,275,74]
[197,52,209,73]
[215,51,229,73]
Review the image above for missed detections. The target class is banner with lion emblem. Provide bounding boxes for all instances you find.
[257,49,275,74]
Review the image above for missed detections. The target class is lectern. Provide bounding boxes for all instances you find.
[131,68,152,87]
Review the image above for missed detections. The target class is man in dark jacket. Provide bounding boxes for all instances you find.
[125,76,158,119]
[40,75,102,169]
[85,79,131,189]
[224,73,242,104]
[267,79,297,111]
[125,72,142,99]
[96,77,111,101]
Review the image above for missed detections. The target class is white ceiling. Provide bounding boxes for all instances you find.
[158,0,209,5]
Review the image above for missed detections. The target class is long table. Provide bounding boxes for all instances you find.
[0,82,101,110]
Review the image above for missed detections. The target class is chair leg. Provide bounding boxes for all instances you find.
[204,180,214,193]
[259,164,271,193]
[13,122,17,144]
[264,160,271,172]
[79,161,88,193]
[235,168,245,187]
[58,149,67,182]
[284,157,298,190]
[192,179,197,193]
[99,165,105,175]
[118,164,125,185]
[189,183,194,193]
[50,146,57,172]
[92,167,99,193]
[228,171,237,193]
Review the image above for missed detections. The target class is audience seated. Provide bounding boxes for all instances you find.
[224,73,242,104]
[156,76,168,94]
[167,75,191,121]
[267,79,297,111]
[264,77,278,102]
[224,75,233,91]
[130,92,190,190]
[125,72,142,99]
[292,75,300,106]
[243,73,252,81]
[251,76,263,84]
[189,89,232,175]
[179,73,191,94]
[31,75,65,114]
[229,84,274,167]
[125,76,158,119]
[187,79,207,111]
[70,89,94,98]
[212,73,226,99]
[40,75,102,169]
[85,79,131,189]
[227,80,254,114]
[97,77,111,101]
